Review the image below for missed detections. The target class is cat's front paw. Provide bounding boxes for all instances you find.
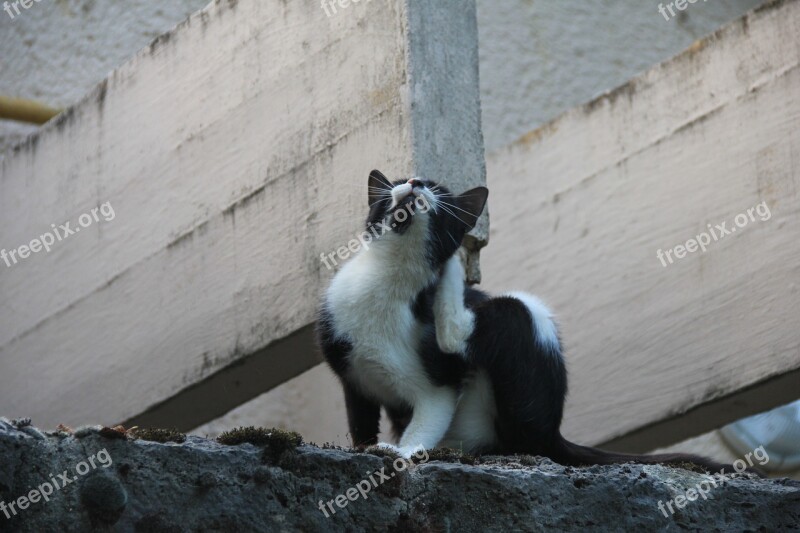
[375,442,400,453]
[397,444,428,460]
[365,442,401,458]
[437,309,474,355]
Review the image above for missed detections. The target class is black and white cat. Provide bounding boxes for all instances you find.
[317,170,725,471]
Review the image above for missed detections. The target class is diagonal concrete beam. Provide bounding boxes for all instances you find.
[483,0,800,452]
[0,0,486,429]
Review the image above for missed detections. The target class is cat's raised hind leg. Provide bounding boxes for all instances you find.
[434,255,475,355]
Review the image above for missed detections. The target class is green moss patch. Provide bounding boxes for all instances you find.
[131,428,186,444]
[217,427,302,462]
[425,447,477,465]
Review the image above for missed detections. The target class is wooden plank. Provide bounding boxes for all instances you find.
[482,0,800,449]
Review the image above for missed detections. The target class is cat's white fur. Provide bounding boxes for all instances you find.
[434,256,475,355]
[439,370,498,452]
[505,291,559,350]
[390,182,415,207]
[327,186,454,457]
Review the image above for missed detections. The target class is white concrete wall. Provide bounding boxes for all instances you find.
[0,0,487,429]
[1,0,762,156]
[0,0,211,154]
[482,0,800,451]
[476,0,763,152]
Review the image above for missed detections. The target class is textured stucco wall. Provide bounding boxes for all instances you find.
[481,0,800,451]
[0,0,210,154]
[0,0,763,156]
[476,0,764,152]
[0,0,487,430]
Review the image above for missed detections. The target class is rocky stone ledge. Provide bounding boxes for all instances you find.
[0,419,798,532]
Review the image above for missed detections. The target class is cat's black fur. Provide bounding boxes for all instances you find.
[317,170,731,473]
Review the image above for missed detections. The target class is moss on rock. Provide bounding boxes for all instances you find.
[216,426,302,462]
[131,427,186,444]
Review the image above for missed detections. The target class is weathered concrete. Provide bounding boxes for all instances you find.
[475,0,764,151]
[482,0,800,451]
[0,0,486,430]
[0,0,211,154]
[0,0,763,160]
[1,420,798,532]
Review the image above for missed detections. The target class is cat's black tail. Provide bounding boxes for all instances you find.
[550,434,734,474]
[471,295,744,475]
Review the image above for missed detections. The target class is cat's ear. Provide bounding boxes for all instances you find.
[368,170,393,207]
[454,187,489,232]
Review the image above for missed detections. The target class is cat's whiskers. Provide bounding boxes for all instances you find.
[368,199,390,208]
[446,231,460,248]
[436,199,476,218]
[432,231,446,251]
[435,203,472,227]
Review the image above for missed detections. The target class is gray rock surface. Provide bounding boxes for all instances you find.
[0,419,798,532]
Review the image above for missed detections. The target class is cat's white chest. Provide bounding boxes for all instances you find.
[326,251,433,405]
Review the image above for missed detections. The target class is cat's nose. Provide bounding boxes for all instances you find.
[407,178,424,188]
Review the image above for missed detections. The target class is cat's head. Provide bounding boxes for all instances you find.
[366,169,488,267]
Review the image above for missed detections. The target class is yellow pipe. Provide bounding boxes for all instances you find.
[0,96,62,125]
